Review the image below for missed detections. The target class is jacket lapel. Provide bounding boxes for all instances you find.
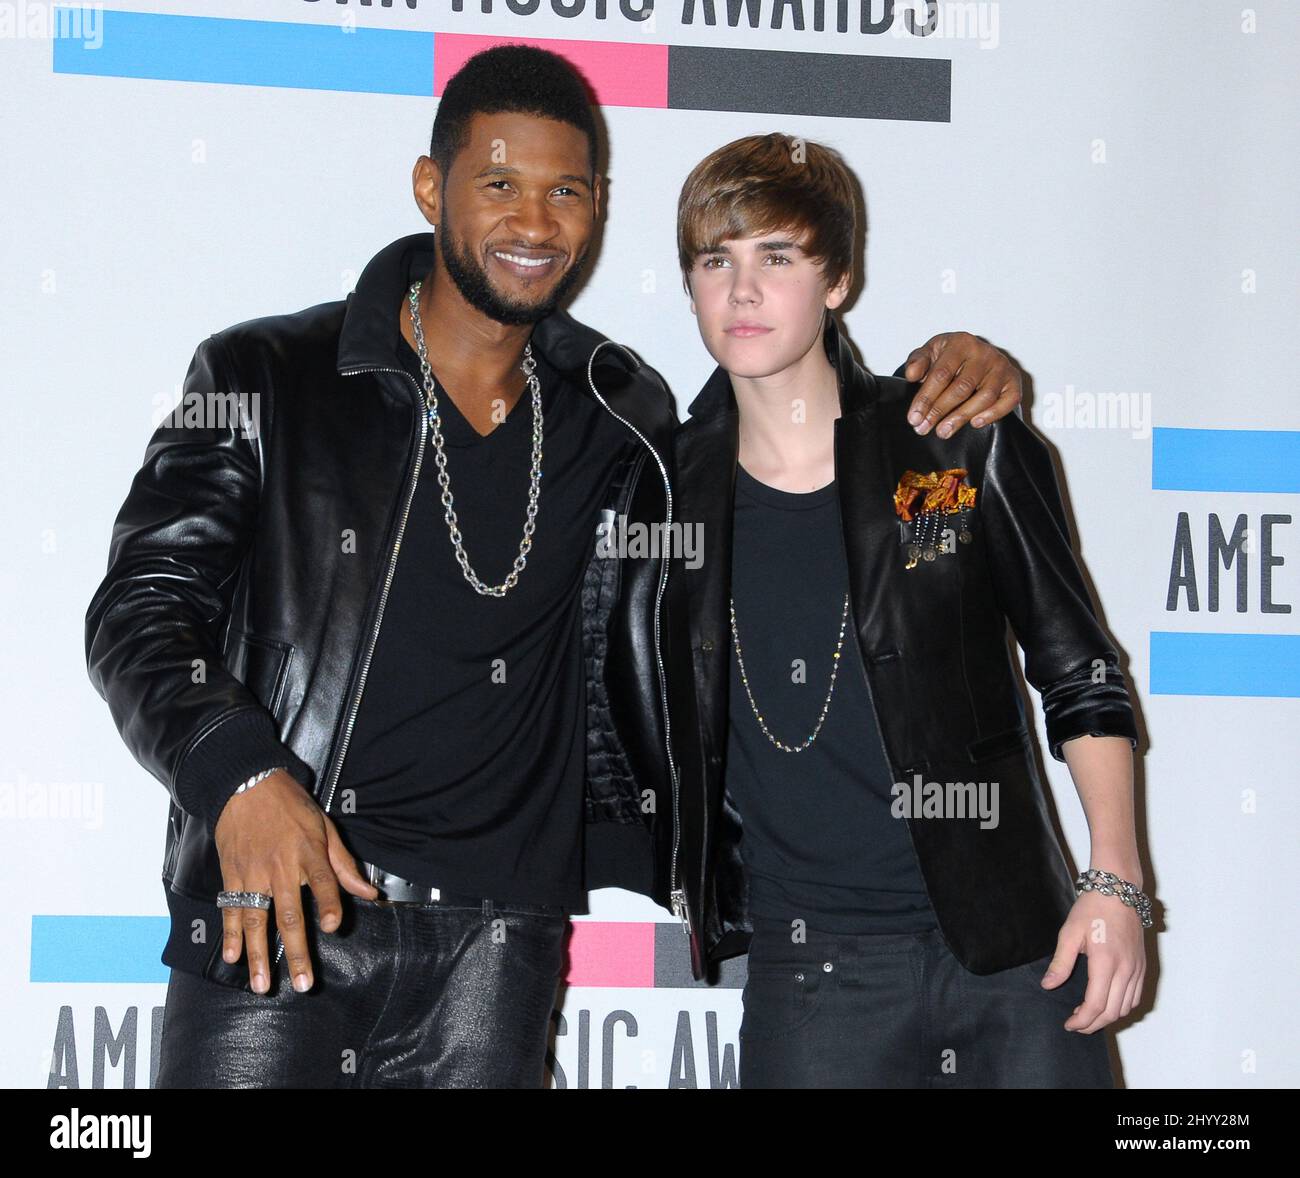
[836,403,908,661]
[674,398,737,766]
[832,336,906,670]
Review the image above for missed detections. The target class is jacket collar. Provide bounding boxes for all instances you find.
[684,310,879,422]
[336,231,615,378]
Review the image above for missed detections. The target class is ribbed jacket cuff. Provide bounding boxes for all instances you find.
[173,708,314,839]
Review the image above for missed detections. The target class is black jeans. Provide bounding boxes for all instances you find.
[739,923,1114,1088]
[155,891,567,1088]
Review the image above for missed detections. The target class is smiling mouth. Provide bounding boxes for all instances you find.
[491,250,561,276]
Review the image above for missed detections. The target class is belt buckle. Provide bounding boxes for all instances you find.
[364,860,441,906]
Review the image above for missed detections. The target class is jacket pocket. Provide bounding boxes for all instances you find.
[966,724,1030,763]
[229,633,294,718]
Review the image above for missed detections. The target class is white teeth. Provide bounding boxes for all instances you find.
[495,252,553,268]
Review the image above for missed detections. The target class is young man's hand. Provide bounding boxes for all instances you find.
[1041,891,1147,1033]
[213,770,380,995]
[900,332,1023,437]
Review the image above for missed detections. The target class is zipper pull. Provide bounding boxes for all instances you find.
[670,888,692,936]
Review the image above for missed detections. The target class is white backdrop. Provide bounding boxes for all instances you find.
[2,1,1296,1089]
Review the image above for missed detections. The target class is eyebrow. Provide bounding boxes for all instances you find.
[473,165,591,190]
[696,239,804,255]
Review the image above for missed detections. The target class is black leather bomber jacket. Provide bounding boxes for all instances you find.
[667,311,1140,982]
[85,233,691,989]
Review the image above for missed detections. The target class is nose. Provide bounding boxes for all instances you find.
[506,191,561,245]
[727,259,760,306]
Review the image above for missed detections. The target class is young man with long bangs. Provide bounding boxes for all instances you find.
[668,133,1149,1088]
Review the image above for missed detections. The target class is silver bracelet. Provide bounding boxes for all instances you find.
[1075,868,1154,929]
[234,766,285,795]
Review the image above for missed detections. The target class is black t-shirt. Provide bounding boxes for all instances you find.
[331,325,636,909]
[725,463,937,936]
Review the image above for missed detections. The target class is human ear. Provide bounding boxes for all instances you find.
[413,156,443,226]
[826,269,851,311]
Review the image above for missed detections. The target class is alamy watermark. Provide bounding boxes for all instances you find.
[596,513,703,569]
[0,777,104,829]
[49,1109,150,1158]
[891,1,1001,49]
[891,773,1000,829]
[2,2,103,48]
[152,388,262,440]
[1041,385,1151,438]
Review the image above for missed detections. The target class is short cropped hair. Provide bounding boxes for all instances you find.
[677,132,856,295]
[430,45,599,181]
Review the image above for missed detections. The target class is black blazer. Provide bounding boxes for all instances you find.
[666,311,1139,980]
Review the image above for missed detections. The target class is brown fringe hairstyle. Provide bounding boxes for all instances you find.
[676,132,856,296]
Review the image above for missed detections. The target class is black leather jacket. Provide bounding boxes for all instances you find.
[85,233,687,989]
[668,312,1140,981]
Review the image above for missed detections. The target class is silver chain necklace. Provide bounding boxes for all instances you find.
[406,280,543,597]
[729,592,851,752]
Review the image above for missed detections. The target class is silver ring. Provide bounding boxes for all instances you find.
[217,890,272,910]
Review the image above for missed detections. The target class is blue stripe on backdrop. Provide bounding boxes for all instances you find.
[52,8,434,96]
[31,916,168,983]
[1153,428,1300,493]
[1150,632,1300,698]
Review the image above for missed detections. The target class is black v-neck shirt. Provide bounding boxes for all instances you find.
[331,329,636,908]
[726,464,937,935]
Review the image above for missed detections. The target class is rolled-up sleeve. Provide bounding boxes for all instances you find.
[977,413,1139,760]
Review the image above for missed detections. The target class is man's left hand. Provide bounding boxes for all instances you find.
[900,332,1023,437]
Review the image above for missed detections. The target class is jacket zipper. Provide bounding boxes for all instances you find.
[272,363,426,970]
[583,343,690,938]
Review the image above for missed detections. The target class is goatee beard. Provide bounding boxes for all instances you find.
[438,223,590,326]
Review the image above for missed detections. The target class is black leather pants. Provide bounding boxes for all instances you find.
[155,891,567,1088]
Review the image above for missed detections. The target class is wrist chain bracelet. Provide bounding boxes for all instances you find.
[234,766,285,795]
[1075,868,1154,929]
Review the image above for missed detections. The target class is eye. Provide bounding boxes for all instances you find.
[701,255,729,269]
[765,253,792,265]
[553,186,580,198]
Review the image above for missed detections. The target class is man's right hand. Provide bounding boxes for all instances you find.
[213,770,380,994]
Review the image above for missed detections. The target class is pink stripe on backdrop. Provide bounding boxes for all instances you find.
[434,33,668,109]
[564,921,656,987]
